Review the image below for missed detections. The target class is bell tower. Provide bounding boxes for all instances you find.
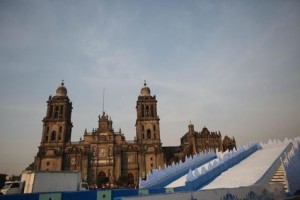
[34,81,73,171]
[41,81,73,144]
[135,81,160,143]
[136,81,164,177]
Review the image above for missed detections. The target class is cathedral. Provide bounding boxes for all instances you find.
[163,124,236,165]
[34,81,236,187]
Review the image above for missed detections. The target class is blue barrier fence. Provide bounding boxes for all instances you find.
[0,189,175,200]
[115,183,287,200]
[1,182,287,200]
[0,193,39,200]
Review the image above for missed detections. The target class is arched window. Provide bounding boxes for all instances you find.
[51,131,56,141]
[45,127,50,142]
[45,135,49,142]
[49,105,53,118]
[141,105,144,117]
[59,105,64,118]
[54,106,59,118]
[147,129,151,139]
[145,106,149,116]
[151,105,154,117]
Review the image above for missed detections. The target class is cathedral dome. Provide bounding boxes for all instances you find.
[140,81,151,96]
[55,81,67,96]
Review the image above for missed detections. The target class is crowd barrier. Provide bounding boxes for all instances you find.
[0,183,291,200]
[115,183,287,200]
[0,188,186,200]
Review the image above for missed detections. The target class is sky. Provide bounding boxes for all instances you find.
[0,0,300,175]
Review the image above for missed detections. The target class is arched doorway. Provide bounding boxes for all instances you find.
[97,171,109,188]
[128,173,134,186]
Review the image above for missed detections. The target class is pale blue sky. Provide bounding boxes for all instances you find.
[0,0,299,175]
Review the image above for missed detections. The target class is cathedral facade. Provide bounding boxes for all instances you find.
[34,81,164,186]
[163,124,236,164]
[34,81,236,186]
[179,124,236,158]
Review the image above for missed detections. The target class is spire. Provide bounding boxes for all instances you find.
[102,87,105,113]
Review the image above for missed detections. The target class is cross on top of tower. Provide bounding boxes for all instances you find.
[140,80,151,96]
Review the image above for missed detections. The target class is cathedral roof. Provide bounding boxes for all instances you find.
[140,81,151,96]
[55,81,67,97]
[202,127,209,132]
